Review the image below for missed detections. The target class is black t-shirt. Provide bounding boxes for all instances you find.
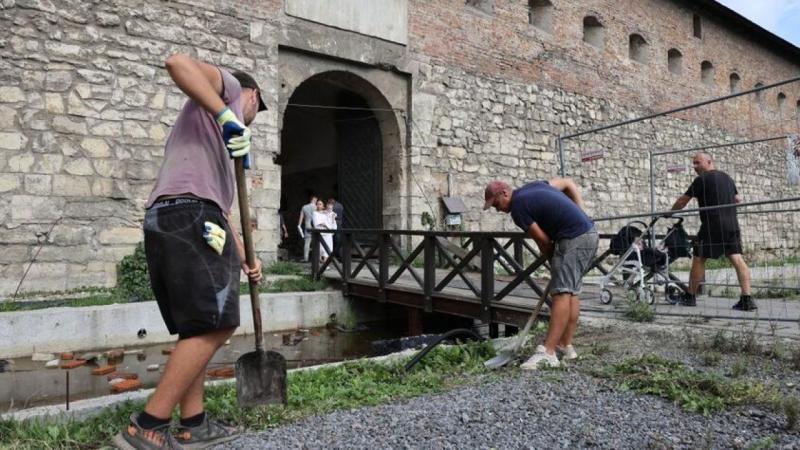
[684,170,739,232]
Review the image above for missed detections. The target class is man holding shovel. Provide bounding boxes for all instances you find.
[114,53,265,449]
[484,178,598,370]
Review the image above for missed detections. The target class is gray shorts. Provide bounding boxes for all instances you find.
[550,227,599,296]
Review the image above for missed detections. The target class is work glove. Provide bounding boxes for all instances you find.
[216,106,251,169]
[203,221,226,255]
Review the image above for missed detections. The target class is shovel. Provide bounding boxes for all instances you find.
[484,279,552,369]
[233,157,288,407]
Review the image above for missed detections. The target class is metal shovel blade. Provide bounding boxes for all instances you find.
[484,348,516,369]
[235,349,288,408]
[484,279,552,370]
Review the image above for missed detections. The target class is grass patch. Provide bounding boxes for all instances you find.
[255,276,328,293]
[622,300,655,323]
[595,354,777,416]
[0,342,494,449]
[263,261,304,275]
[238,277,327,294]
[0,288,129,312]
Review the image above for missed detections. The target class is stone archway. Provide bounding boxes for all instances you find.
[277,55,406,259]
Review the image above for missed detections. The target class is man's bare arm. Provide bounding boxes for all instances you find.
[165,53,226,115]
[528,223,553,260]
[548,177,585,210]
[671,195,691,211]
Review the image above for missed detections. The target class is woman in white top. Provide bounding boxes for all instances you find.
[312,199,337,262]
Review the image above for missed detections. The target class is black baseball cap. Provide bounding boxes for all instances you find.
[232,71,267,112]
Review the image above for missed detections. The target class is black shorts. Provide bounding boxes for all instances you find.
[693,228,742,259]
[143,198,240,339]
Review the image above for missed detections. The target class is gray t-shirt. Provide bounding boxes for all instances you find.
[145,69,243,213]
[302,203,315,229]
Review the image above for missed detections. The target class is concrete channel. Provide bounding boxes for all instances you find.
[0,290,400,421]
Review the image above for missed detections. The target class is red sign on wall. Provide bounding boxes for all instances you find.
[580,149,604,162]
[666,165,686,173]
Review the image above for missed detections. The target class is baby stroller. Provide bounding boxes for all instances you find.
[599,216,691,305]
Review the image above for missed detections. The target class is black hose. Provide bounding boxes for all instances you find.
[404,328,485,371]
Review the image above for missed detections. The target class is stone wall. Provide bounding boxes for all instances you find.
[0,0,281,294]
[1,0,798,295]
[410,63,800,260]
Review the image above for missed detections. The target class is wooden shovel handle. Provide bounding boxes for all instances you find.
[234,158,263,352]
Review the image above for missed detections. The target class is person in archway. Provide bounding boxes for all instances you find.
[312,198,336,263]
[484,178,598,370]
[669,152,755,311]
[299,192,317,262]
[114,53,266,449]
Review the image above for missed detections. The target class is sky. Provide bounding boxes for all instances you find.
[717,0,800,46]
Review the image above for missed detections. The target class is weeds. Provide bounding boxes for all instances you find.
[792,346,800,370]
[701,352,721,367]
[783,397,800,431]
[690,327,762,356]
[730,358,748,378]
[685,315,709,325]
[595,354,777,416]
[746,436,776,450]
[623,300,655,322]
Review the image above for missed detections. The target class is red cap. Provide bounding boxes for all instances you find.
[483,181,509,210]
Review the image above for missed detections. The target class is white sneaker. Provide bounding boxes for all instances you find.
[556,344,578,360]
[520,345,560,370]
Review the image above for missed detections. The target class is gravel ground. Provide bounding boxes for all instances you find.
[216,320,800,450]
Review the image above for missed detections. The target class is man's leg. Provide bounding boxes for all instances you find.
[727,253,751,296]
[728,253,757,310]
[688,255,706,295]
[543,293,572,354]
[303,233,311,262]
[558,295,580,348]
[178,327,236,419]
[145,327,233,419]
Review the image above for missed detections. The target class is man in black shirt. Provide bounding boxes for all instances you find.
[670,152,755,311]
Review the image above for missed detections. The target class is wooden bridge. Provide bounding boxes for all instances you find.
[308,229,800,337]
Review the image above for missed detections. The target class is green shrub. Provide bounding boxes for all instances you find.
[117,242,154,302]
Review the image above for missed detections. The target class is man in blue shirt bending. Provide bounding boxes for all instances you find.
[484,178,598,369]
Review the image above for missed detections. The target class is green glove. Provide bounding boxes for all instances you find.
[203,221,226,255]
